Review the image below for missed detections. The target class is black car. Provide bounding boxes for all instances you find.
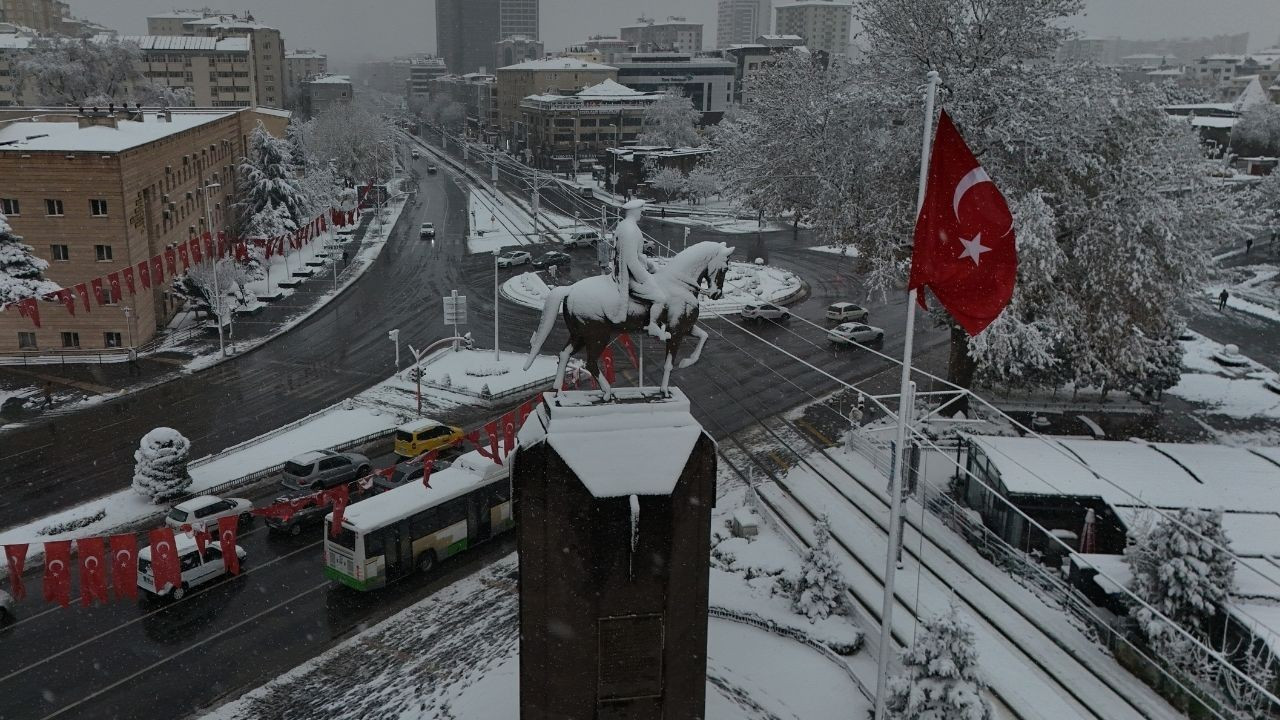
[427,164,438,175]
[374,456,454,494]
[532,251,571,269]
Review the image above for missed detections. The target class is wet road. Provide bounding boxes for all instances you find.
[0,144,953,719]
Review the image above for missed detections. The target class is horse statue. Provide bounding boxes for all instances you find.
[524,240,735,398]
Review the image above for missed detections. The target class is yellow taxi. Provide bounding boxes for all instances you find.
[394,418,464,458]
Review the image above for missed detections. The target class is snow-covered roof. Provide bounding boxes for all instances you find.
[107,34,249,52]
[286,50,326,59]
[309,74,352,85]
[1190,116,1237,128]
[253,106,292,118]
[577,78,647,98]
[776,0,854,8]
[1146,68,1185,76]
[184,15,277,31]
[498,57,616,72]
[336,450,506,532]
[0,34,33,50]
[0,110,237,153]
[759,34,803,41]
[518,388,709,497]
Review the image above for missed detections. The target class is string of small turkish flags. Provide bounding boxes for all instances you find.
[4,209,348,328]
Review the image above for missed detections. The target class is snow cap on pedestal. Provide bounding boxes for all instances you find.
[518,387,706,497]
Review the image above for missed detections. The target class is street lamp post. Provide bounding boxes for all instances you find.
[388,328,400,369]
[200,178,226,357]
[493,249,501,361]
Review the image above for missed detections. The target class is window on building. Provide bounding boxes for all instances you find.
[90,199,108,217]
[44,199,63,216]
[103,332,123,348]
[60,332,80,348]
[1,198,18,215]
[50,244,69,261]
[95,245,113,262]
[17,332,36,350]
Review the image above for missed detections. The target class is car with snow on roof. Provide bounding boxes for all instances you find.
[827,322,885,346]
[394,419,464,459]
[164,495,254,531]
[137,532,246,600]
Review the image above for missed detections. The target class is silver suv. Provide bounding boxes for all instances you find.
[269,450,372,535]
[740,303,791,323]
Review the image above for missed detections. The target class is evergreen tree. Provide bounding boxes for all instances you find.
[0,212,59,305]
[237,124,309,239]
[791,514,847,622]
[1126,508,1235,642]
[132,427,193,503]
[638,91,703,148]
[885,606,994,720]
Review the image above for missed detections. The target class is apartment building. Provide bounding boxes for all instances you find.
[717,0,772,48]
[110,35,257,108]
[305,74,352,117]
[285,49,327,94]
[520,79,659,169]
[774,0,852,57]
[1,0,105,36]
[619,17,703,55]
[0,106,289,353]
[0,27,35,106]
[494,57,616,142]
[181,14,286,108]
[427,72,496,138]
[406,56,448,101]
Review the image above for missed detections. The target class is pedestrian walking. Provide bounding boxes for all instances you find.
[1272,228,1277,248]
[1219,288,1230,311]
[342,249,349,266]
[1246,237,1254,255]
[43,381,53,408]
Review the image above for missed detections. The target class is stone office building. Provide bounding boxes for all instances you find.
[0,106,288,354]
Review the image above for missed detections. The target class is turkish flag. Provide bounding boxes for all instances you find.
[501,411,517,455]
[191,524,209,557]
[17,298,39,328]
[601,347,616,384]
[264,237,275,259]
[202,231,215,259]
[109,534,137,600]
[234,241,248,262]
[326,485,350,538]
[153,254,167,285]
[5,544,27,600]
[346,210,355,226]
[418,450,439,489]
[107,272,122,302]
[75,283,91,312]
[91,277,107,306]
[189,236,203,264]
[55,288,75,315]
[77,537,108,607]
[217,516,239,575]
[518,399,535,427]
[122,266,136,294]
[164,247,177,276]
[907,110,1017,336]
[484,420,501,462]
[217,231,228,258]
[148,528,182,595]
[43,540,72,607]
[177,242,191,270]
[617,333,639,368]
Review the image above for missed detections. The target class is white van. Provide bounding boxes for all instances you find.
[137,533,246,600]
[562,229,599,249]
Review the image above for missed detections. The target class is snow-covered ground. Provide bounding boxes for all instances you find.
[501,260,803,316]
[360,346,561,407]
[202,485,869,720]
[1170,333,1280,423]
[808,244,861,258]
[659,215,789,234]
[466,188,540,254]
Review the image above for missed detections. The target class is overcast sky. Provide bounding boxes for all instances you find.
[69,0,1280,67]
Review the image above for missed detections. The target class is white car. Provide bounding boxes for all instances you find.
[497,250,532,268]
[828,322,885,346]
[826,302,868,322]
[562,230,599,249]
[0,588,12,621]
[420,222,436,239]
[740,303,791,322]
[137,533,247,600]
[165,495,254,531]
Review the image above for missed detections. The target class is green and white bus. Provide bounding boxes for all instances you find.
[323,451,512,591]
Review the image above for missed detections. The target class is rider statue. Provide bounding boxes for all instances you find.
[611,199,670,340]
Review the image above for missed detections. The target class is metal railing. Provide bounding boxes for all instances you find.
[0,347,130,366]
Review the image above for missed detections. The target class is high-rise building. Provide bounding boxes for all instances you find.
[285,50,328,95]
[619,16,703,54]
[179,14,287,108]
[437,0,538,75]
[773,0,852,57]
[717,0,772,48]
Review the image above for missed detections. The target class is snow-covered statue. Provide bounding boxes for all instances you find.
[610,199,670,341]
[526,237,735,399]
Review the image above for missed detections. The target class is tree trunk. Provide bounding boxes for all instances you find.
[792,215,800,242]
[947,324,977,417]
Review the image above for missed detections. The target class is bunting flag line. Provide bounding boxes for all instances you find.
[91,277,106,306]
[122,266,136,294]
[502,411,517,455]
[177,243,191,271]
[137,261,151,290]
[56,288,75,315]
[325,485,349,538]
[108,272,122,302]
[417,450,439,489]
[16,298,39,328]
[77,537,108,607]
[164,247,177,276]
[484,420,500,461]
[43,540,72,607]
[189,236,203,265]
[109,533,137,600]
[5,544,27,601]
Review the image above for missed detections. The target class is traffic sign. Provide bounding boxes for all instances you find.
[444,294,468,326]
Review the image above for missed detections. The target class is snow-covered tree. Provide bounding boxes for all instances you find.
[132,428,193,503]
[176,257,251,323]
[1230,103,1280,157]
[789,514,847,622]
[884,606,994,720]
[18,38,193,107]
[638,91,702,148]
[0,212,59,305]
[238,124,309,240]
[305,105,397,183]
[1125,508,1235,642]
[685,166,720,204]
[647,164,687,200]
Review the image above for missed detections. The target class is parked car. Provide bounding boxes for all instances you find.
[165,495,253,531]
[497,250,532,268]
[420,222,436,239]
[562,230,599,249]
[427,164,438,175]
[394,419,465,458]
[268,450,372,535]
[828,322,885,346]
[411,149,421,159]
[740,303,791,323]
[374,455,454,493]
[0,588,12,621]
[826,302,869,322]
[136,533,246,600]
[532,251,571,269]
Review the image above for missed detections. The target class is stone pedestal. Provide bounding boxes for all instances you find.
[513,387,716,720]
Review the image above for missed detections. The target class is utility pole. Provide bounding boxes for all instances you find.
[493,249,501,361]
[200,177,226,357]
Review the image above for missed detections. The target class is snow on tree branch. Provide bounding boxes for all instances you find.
[0,212,60,305]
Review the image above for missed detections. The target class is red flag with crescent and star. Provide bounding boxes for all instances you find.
[109,533,137,600]
[77,537,109,607]
[484,421,501,464]
[43,540,72,607]
[217,516,240,575]
[601,347,616,385]
[148,528,182,595]
[502,411,517,455]
[616,334,639,369]
[122,266,136,294]
[325,485,350,538]
[907,110,1017,336]
[5,544,28,600]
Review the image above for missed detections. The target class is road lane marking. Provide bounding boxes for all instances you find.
[0,539,322,684]
[38,579,332,720]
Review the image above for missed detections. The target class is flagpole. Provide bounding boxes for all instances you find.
[873,69,940,720]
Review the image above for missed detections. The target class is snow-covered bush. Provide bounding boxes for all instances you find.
[1125,507,1235,642]
[885,606,993,720]
[132,428,193,503]
[440,373,451,388]
[38,508,106,536]
[0,212,59,305]
[786,514,846,622]
[480,384,492,398]
[1230,103,1280,157]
